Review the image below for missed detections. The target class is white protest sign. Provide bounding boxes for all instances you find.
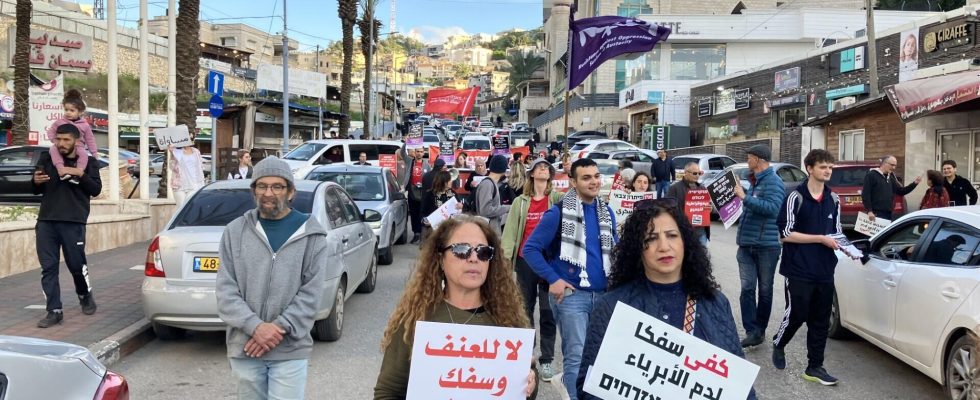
[854,212,891,237]
[584,302,759,400]
[608,190,656,222]
[153,125,192,148]
[425,197,461,229]
[407,321,535,400]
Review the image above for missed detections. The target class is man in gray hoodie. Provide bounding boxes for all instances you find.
[477,154,512,235]
[217,156,328,399]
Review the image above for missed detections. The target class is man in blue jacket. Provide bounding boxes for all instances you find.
[524,158,618,400]
[734,144,785,348]
[772,149,845,386]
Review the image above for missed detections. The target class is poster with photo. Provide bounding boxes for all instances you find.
[899,29,919,82]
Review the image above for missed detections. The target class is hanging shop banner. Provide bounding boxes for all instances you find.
[774,67,801,93]
[9,28,93,72]
[885,69,980,123]
[28,73,64,146]
[898,29,920,82]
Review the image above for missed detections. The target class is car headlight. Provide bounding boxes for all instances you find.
[368,221,382,230]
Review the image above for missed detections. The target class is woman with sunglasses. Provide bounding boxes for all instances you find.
[575,200,755,399]
[374,215,538,399]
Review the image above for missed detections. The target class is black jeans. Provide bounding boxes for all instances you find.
[408,196,423,235]
[515,255,556,364]
[36,221,93,312]
[772,278,834,369]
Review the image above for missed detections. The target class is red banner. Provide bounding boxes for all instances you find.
[423,87,481,116]
[885,69,980,123]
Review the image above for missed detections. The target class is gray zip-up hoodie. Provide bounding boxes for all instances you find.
[217,209,328,360]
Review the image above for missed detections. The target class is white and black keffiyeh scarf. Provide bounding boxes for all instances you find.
[559,189,614,288]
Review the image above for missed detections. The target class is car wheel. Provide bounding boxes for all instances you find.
[828,292,852,340]
[379,232,394,265]
[945,335,979,400]
[357,249,379,293]
[152,322,186,340]
[313,281,345,342]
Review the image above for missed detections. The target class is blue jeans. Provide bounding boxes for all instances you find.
[550,289,602,400]
[656,180,670,198]
[736,246,781,337]
[229,358,309,400]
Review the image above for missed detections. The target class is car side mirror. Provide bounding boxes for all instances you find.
[391,191,406,201]
[852,238,871,264]
[362,209,382,222]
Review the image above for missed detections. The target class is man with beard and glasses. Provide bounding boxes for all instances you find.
[217,156,328,399]
[32,123,102,328]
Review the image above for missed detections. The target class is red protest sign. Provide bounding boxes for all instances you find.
[685,189,712,227]
[553,172,570,192]
[380,154,397,177]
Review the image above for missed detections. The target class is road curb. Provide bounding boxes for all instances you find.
[88,318,154,368]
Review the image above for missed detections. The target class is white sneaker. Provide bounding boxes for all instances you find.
[539,362,557,382]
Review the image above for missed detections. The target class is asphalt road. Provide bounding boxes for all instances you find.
[114,222,946,400]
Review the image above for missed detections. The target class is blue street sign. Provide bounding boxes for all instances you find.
[207,70,224,96]
[647,91,664,104]
[208,95,224,118]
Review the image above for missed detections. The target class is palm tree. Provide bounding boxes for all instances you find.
[358,0,379,139]
[338,0,359,138]
[159,0,201,198]
[11,0,31,145]
[505,52,545,94]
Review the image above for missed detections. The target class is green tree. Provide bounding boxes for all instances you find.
[491,50,506,60]
[338,0,360,138]
[453,64,474,80]
[358,0,380,139]
[11,0,30,145]
[505,52,544,94]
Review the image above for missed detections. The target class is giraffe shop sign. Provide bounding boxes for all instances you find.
[923,22,975,56]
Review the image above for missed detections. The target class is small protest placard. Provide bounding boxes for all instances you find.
[854,212,891,237]
[685,189,712,227]
[379,154,397,177]
[406,129,423,150]
[440,141,456,164]
[707,171,743,230]
[154,125,192,148]
[830,233,863,260]
[583,302,760,400]
[493,136,510,156]
[553,172,570,192]
[407,321,535,400]
[608,190,656,221]
[424,197,461,229]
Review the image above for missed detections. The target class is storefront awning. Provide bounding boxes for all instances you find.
[885,69,980,123]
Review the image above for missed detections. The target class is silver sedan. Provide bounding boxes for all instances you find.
[141,179,379,342]
[0,335,129,398]
[303,165,409,265]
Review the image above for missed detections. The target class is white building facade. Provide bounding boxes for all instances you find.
[618,8,937,134]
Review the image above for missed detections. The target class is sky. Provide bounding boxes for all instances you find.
[107,0,543,49]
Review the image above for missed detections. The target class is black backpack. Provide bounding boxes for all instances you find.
[462,178,497,215]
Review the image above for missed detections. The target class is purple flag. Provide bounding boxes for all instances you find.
[567,17,671,90]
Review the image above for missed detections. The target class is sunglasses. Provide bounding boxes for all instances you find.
[688,171,703,176]
[634,198,678,211]
[442,243,495,262]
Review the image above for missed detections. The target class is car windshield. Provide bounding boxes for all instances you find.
[463,140,491,150]
[305,172,386,201]
[829,166,871,186]
[570,143,590,151]
[283,143,326,161]
[596,163,619,175]
[424,135,440,143]
[171,188,314,227]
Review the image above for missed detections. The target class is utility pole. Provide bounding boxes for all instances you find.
[166,0,175,199]
[865,0,879,97]
[368,20,375,139]
[281,0,290,155]
[107,0,119,201]
[316,44,323,140]
[139,0,149,199]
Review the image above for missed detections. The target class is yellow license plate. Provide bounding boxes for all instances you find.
[194,257,220,273]
[845,195,862,205]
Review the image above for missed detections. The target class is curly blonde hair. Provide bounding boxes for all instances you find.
[380,215,530,350]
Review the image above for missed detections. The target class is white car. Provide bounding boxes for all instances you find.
[142,180,379,342]
[479,122,495,135]
[568,139,639,160]
[834,205,980,399]
[460,135,492,151]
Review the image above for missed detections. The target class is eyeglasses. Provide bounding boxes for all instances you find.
[254,184,287,194]
[688,171,703,176]
[441,243,495,262]
[634,198,678,211]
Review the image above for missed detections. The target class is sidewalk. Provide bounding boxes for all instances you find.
[0,240,154,366]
